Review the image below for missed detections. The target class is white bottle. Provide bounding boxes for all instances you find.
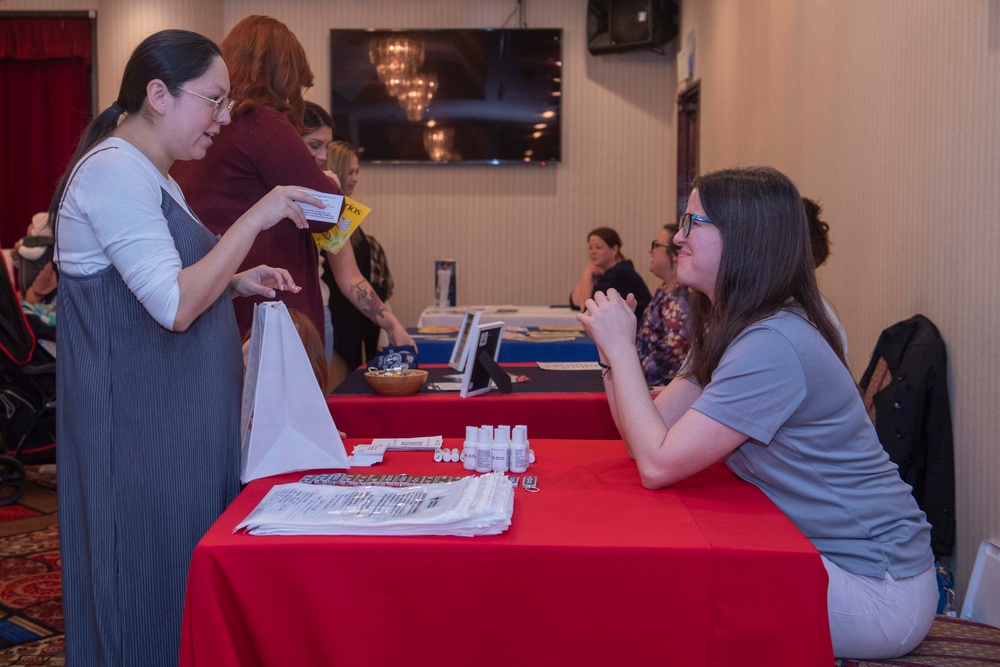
[475,426,494,473]
[495,425,511,443]
[462,425,479,471]
[492,432,510,473]
[510,426,529,473]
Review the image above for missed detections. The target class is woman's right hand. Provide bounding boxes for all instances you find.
[239,186,326,233]
[584,263,604,283]
[578,289,638,364]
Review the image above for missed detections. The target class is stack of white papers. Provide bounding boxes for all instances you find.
[350,443,387,467]
[235,472,514,537]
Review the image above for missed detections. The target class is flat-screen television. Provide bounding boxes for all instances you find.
[329,28,562,165]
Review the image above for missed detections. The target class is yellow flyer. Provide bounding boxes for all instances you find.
[313,197,371,254]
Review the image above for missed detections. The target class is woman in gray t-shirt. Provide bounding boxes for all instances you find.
[577,166,936,661]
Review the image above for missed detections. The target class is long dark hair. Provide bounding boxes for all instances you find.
[803,197,831,268]
[682,166,846,385]
[302,101,334,134]
[48,29,221,224]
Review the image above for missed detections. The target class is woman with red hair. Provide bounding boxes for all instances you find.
[173,15,341,342]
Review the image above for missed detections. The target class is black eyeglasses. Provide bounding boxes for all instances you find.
[650,241,672,252]
[679,213,713,237]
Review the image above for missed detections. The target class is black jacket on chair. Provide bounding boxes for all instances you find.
[858,314,956,557]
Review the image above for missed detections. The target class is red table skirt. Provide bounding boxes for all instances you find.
[327,391,619,439]
[180,439,833,667]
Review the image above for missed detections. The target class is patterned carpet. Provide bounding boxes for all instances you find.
[0,467,64,667]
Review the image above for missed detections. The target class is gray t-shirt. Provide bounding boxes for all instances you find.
[691,309,933,579]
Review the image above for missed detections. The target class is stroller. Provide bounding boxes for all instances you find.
[0,252,56,505]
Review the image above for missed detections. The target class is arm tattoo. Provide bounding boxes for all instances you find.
[351,280,387,322]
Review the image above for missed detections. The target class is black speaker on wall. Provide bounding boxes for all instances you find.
[587,0,678,55]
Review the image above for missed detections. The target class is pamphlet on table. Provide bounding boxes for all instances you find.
[235,472,514,537]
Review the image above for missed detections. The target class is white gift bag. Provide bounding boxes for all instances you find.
[240,301,349,483]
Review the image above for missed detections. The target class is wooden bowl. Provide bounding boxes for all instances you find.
[364,369,428,396]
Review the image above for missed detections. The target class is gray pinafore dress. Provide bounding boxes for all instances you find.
[56,184,242,666]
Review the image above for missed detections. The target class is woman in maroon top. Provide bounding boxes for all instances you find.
[173,15,341,341]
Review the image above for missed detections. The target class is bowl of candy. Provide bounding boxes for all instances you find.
[363,368,428,396]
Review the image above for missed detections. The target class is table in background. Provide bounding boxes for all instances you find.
[410,326,598,364]
[328,364,617,439]
[179,439,834,667]
[418,305,580,328]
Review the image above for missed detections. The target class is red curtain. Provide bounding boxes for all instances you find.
[0,17,92,248]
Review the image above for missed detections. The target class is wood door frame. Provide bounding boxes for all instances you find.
[676,80,700,219]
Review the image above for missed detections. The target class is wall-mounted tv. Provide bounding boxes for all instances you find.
[329,28,562,165]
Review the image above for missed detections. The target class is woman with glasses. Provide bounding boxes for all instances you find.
[570,226,651,319]
[578,166,936,660]
[48,29,321,666]
[635,223,691,385]
[173,15,341,343]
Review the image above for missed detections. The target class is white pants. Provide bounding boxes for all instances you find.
[823,556,938,659]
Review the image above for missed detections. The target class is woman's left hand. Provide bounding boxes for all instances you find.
[578,289,638,363]
[231,265,302,298]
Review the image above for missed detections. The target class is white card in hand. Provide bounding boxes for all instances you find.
[296,188,344,223]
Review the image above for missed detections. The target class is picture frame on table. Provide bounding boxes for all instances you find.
[448,310,481,372]
[460,321,508,398]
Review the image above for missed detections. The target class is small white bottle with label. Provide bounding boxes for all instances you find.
[492,427,510,473]
[462,425,479,471]
[475,425,494,473]
[510,425,529,473]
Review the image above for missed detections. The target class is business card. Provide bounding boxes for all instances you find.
[296,188,344,223]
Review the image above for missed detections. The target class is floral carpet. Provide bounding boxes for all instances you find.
[0,468,63,667]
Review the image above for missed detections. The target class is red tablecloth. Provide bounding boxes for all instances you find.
[180,440,833,667]
[327,364,620,440]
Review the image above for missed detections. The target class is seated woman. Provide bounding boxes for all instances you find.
[636,223,691,385]
[578,166,936,661]
[570,227,650,318]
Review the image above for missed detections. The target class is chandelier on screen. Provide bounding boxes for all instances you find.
[423,126,454,161]
[368,34,438,121]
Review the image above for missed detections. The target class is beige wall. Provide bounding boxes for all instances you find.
[6,0,996,612]
[682,0,1000,603]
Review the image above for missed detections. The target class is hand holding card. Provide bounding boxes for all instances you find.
[296,188,345,224]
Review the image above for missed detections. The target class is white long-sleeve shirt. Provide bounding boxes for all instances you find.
[55,137,200,329]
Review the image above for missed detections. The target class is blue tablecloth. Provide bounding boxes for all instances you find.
[410,327,598,364]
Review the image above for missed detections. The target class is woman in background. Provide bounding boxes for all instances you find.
[51,29,316,665]
[324,141,406,386]
[299,101,338,362]
[172,14,339,341]
[579,166,936,660]
[295,110,412,388]
[803,195,848,356]
[635,223,690,385]
[302,101,334,169]
[570,226,650,319]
